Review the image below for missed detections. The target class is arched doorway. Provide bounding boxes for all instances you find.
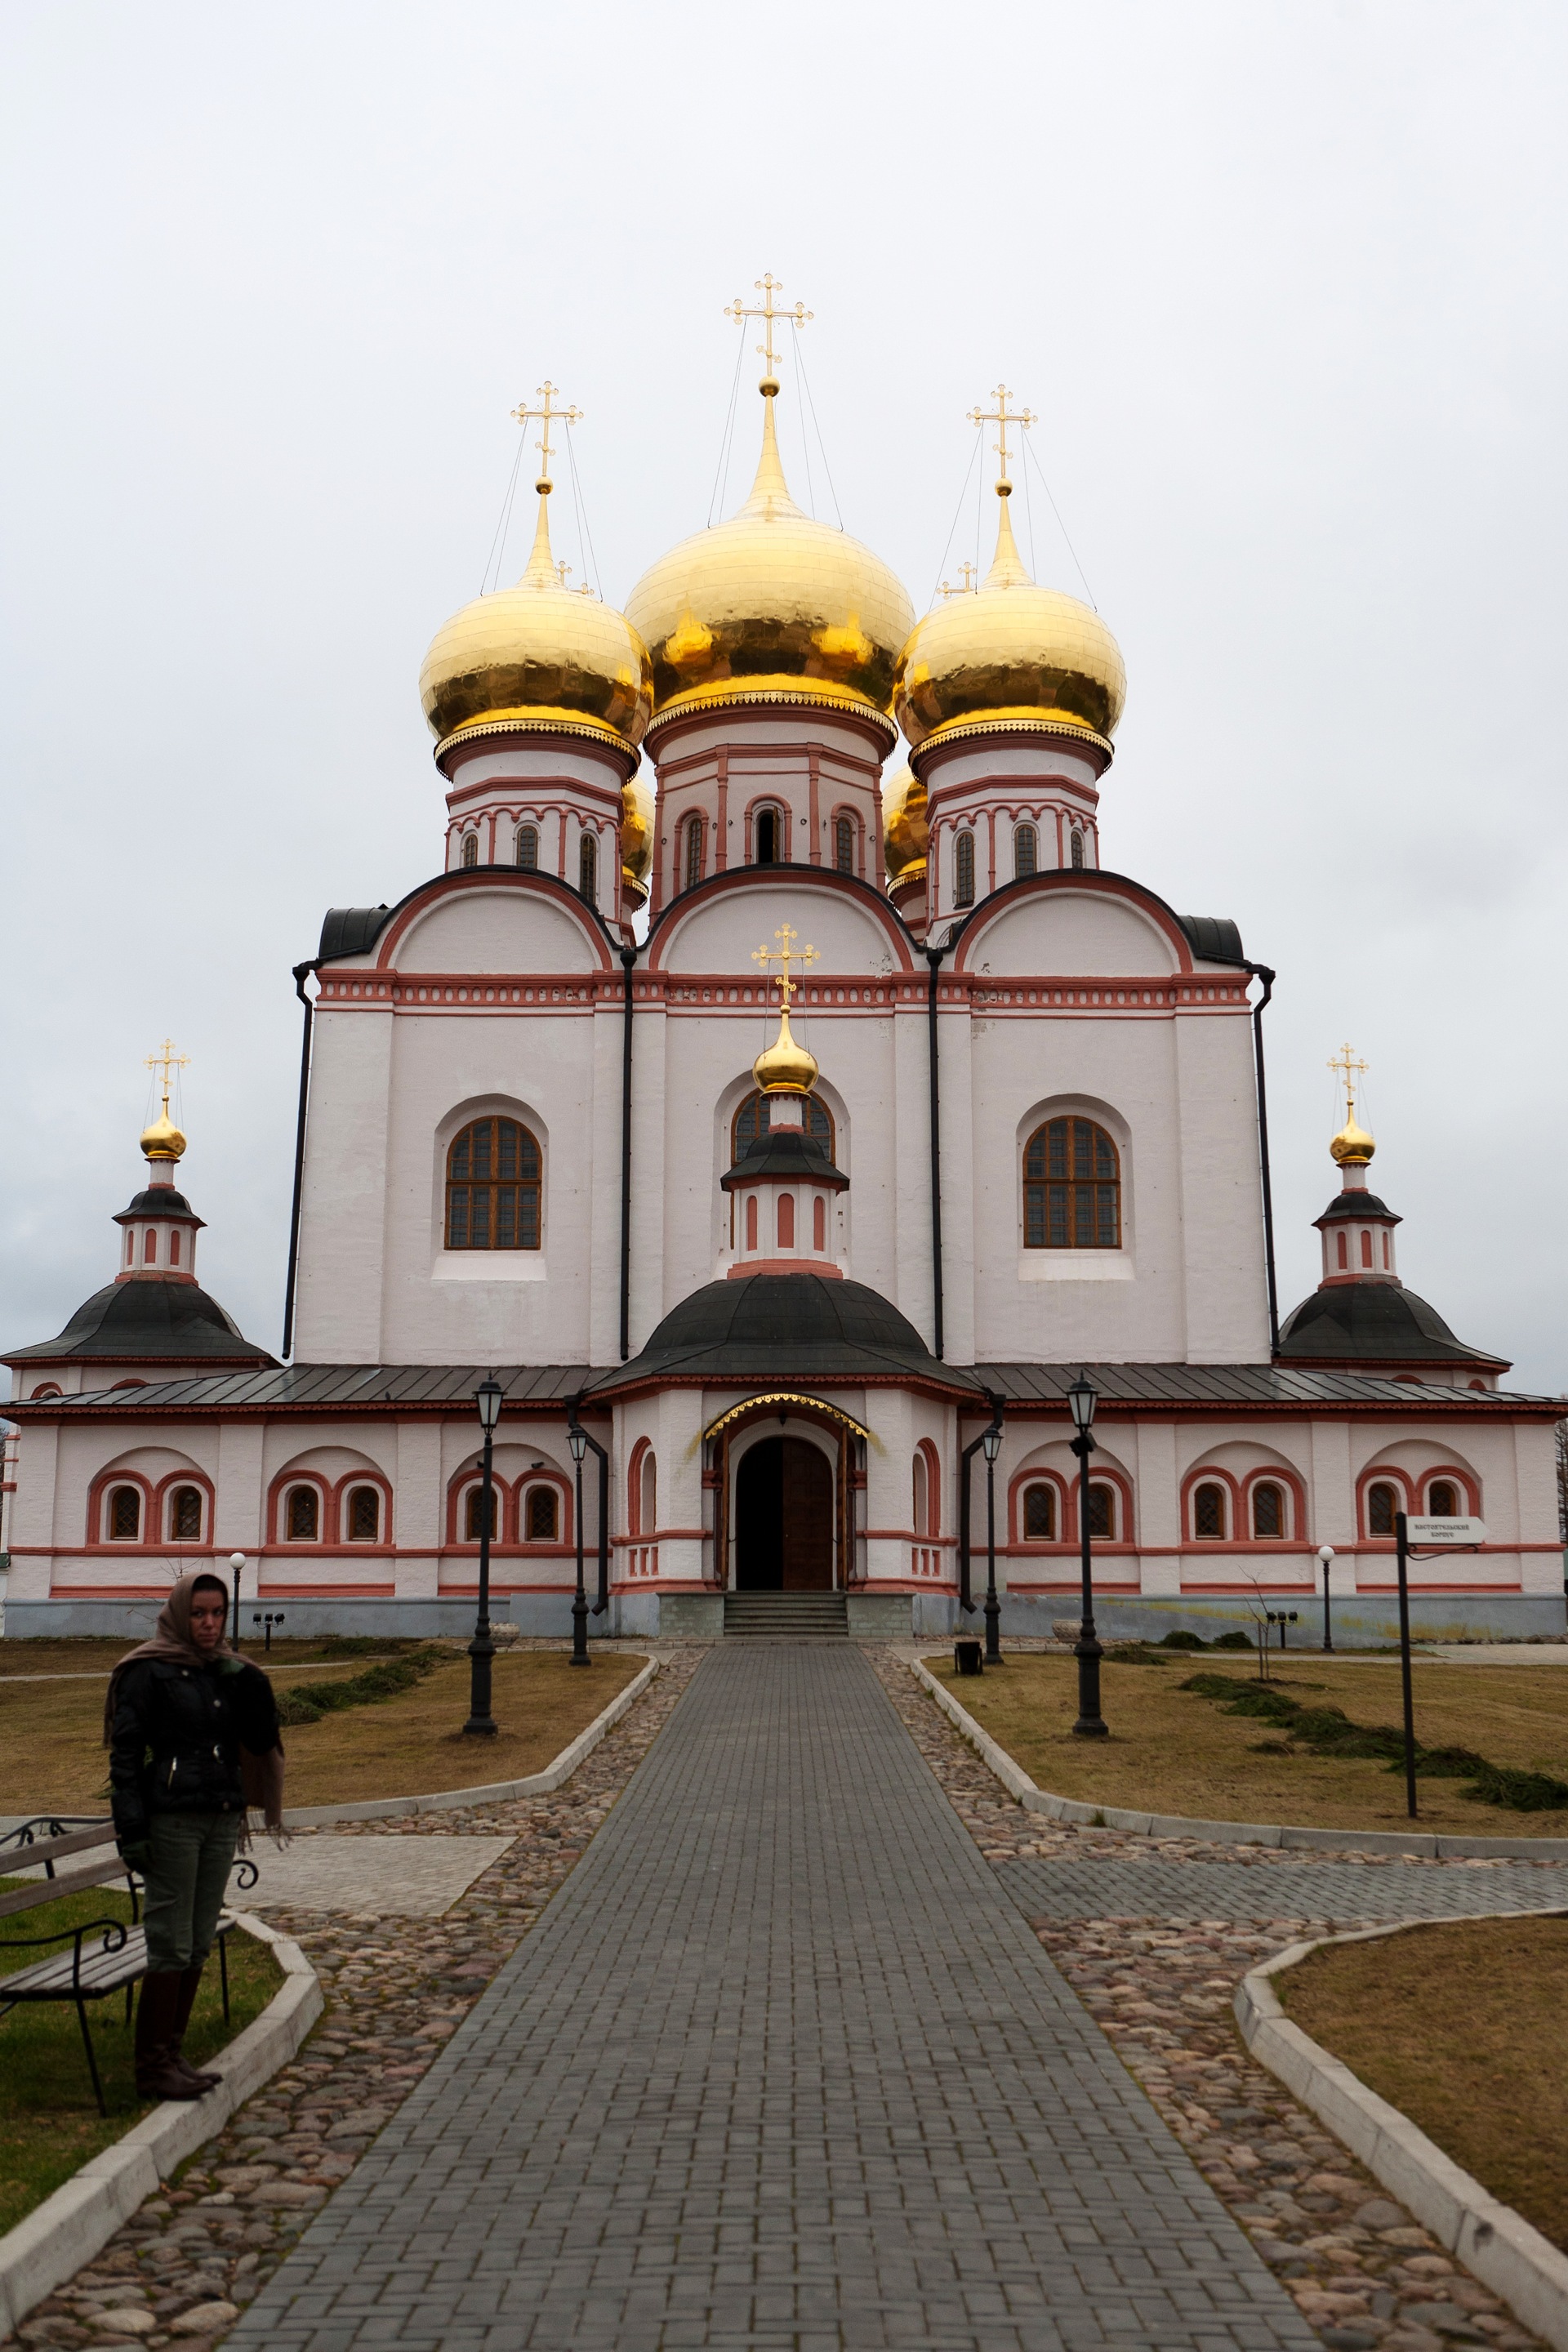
[734,1437,834,1590]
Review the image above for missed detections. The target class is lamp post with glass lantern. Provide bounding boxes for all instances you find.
[981,1409,1004,1664]
[566,1419,591,1666]
[1067,1372,1107,1738]
[1317,1545,1335,1652]
[462,1374,503,1736]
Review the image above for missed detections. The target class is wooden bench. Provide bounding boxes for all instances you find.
[0,1816,256,2114]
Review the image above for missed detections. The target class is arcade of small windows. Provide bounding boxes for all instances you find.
[1022,1117,1120,1250]
[461,1484,561,1541]
[954,830,975,907]
[834,815,855,874]
[731,1091,834,1165]
[515,823,538,869]
[1365,1475,1464,1536]
[1189,1480,1289,1540]
[446,1116,542,1250]
[1013,823,1038,878]
[1018,1480,1118,1539]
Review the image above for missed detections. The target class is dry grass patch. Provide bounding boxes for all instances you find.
[1279,1915,1568,2252]
[0,1646,644,1813]
[921,1650,1568,1836]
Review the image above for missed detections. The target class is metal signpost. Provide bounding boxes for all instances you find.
[1392,1513,1486,1816]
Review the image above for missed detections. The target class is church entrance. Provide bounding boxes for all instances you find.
[734,1437,835,1590]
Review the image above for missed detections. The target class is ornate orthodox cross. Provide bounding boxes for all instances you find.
[144,1037,189,1116]
[752,923,819,1009]
[724,274,812,387]
[939,560,978,599]
[510,380,582,489]
[1328,1041,1368,1119]
[968,383,1036,484]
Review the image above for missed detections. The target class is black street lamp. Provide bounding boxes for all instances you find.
[462,1373,503,1736]
[1067,1371,1107,1739]
[566,1417,592,1667]
[981,1409,1004,1664]
[1317,1544,1335,1653]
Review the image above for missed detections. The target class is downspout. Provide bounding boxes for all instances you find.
[280,960,318,1362]
[618,946,636,1361]
[1245,962,1280,1357]
[956,1391,1003,1617]
[924,942,947,1360]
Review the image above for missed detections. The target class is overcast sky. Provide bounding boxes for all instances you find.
[3,0,1565,1392]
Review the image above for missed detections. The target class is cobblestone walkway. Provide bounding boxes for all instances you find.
[227,1643,1316,2352]
[992,1855,1568,1924]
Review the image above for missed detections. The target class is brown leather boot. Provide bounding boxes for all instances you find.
[172,1965,220,2089]
[135,1971,209,2101]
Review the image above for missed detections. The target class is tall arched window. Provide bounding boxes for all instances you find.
[168,1485,203,1542]
[1193,1481,1227,1539]
[466,1485,497,1540]
[1013,823,1038,878]
[954,830,975,906]
[1366,1480,1399,1536]
[169,1232,181,1266]
[912,1450,929,1537]
[446,1117,542,1250]
[835,815,855,874]
[515,823,538,870]
[461,833,479,869]
[144,1230,157,1263]
[286,1486,320,1542]
[346,1486,380,1541]
[526,1486,559,1540]
[578,833,599,904]
[639,1452,657,1538]
[732,1092,834,1163]
[109,1486,142,1541]
[1023,1117,1120,1250]
[1070,829,1085,870]
[1022,1482,1056,1540]
[777,1192,795,1249]
[684,816,705,891]
[754,807,780,864]
[1086,1482,1116,1539]
[1252,1481,1285,1538]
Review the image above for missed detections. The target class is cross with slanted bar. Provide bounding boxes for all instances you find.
[510,381,581,490]
[144,1037,189,1116]
[724,274,812,388]
[752,923,818,1009]
[968,383,1036,485]
[1328,1041,1368,1119]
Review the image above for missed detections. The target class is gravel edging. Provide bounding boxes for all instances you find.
[907,1656,1568,1860]
[1236,1914,1568,2350]
[279,1655,659,1828]
[0,1910,320,2337]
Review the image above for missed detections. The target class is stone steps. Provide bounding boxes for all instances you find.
[722,1591,849,1639]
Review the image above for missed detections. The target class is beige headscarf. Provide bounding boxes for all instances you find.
[105,1571,287,1846]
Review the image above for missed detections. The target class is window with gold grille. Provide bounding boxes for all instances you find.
[446,1117,541,1250]
[1023,1117,1120,1249]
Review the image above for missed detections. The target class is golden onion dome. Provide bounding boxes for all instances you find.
[882,762,929,883]
[752,1006,819,1097]
[420,488,653,756]
[624,392,915,724]
[140,1110,187,1163]
[893,485,1126,753]
[621,767,654,902]
[1330,1113,1376,1167]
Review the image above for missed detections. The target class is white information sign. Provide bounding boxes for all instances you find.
[1404,1516,1486,1545]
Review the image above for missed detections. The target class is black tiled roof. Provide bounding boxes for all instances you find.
[587,1276,981,1396]
[973,1361,1552,1406]
[1276,1282,1506,1371]
[4,1281,274,1366]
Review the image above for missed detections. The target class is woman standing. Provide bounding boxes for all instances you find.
[106,1572,285,2101]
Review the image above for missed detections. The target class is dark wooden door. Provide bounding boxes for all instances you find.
[780,1438,834,1589]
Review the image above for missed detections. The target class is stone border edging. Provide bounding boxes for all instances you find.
[0,1910,322,2338]
[1235,1913,1568,2352]
[280,1655,660,1828]
[906,1656,1568,1860]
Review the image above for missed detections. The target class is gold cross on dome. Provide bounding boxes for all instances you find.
[939,561,978,599]
[752,923,819,1009]
[144,1037,189,1115]
[724,274,812,386]
[968,382,1036,484]
[510,380,582,489]
[1328,1041,1368,1118]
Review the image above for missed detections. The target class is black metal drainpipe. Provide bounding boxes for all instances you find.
[281,959,319,1362]
[924,942,948,1360]
[1245,962,1280,1357]
[618,946,637,1362]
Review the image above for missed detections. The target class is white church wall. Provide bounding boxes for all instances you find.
[293,1008,395,1361]
[971,891,1174,978]
[1173,1013,1272,1361]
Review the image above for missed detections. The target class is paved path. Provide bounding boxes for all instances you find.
[994,1852,1568,1923]
[233,1833,516,1917]
[231,1644,1316,2352]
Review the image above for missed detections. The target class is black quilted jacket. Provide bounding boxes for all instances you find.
[109,1655,281,1846]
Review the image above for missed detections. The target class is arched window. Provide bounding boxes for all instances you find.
[446,1117,541,1250]
[1428,1478,1459,1517]
[954,830,975,907]
[1023,1117,1120,1250]
[912,1451,929,1537]
[639,1452,657,1539]
[1361,1231,1374,1267]
[461,833,479,869]
[168,1485,203,1542]
[286,1486,320,1542]
[732,1092,834,1164]
[835,815,855,874]
[169,1232,181,1266]
[29,1382,61,1400]
[144,1230,157,1263]
[515,823,538,870]
[1336,1232,1348,1269]
[109,1486,141,1541]
[813,1196,826,1250]
[684,816,705,891]
[346,1486,380,1542]
[1070,829,1085,870]
[466,1485,498,1541]
[1193,1481,1227,1539]
[777,1192,795,1249]
[578,833,599,904]
[1366,1480,1399,1537]
[1013,823,1038,878]
[1086,1482,1116,1539]
[755,807,780,865]
[526,1486,559,1541]
[1252,1481,1285,1539]
[1022,1482,1056,1540]
[745,1196,759,1250]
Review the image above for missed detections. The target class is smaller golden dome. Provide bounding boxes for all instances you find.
[883,762,929,883]
[752,1006,818,1096]
[140,1110,187,1163]
[1330,1115,1375,1166]
[621,768,654,902]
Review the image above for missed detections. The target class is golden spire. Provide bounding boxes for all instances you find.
[140,1037,189,1163]
[751,924,821,1094]
[1327,1042,1375,1165]
[509,381,586,592]
[724,272,812,395]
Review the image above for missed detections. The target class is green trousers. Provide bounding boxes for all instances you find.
[141,1811,242,1972]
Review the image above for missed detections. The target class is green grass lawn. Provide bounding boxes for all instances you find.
[0,1878,282,2234]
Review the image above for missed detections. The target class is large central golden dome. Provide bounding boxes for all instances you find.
[624,392,915,724]
[421,488,653,756]
[894,487,1125,753]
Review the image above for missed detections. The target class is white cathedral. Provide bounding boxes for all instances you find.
[5,306,1562,1643]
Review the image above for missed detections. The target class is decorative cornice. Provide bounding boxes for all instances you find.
[646,688,898,751]
[434,715,639,777]
[911,713,1114,771]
